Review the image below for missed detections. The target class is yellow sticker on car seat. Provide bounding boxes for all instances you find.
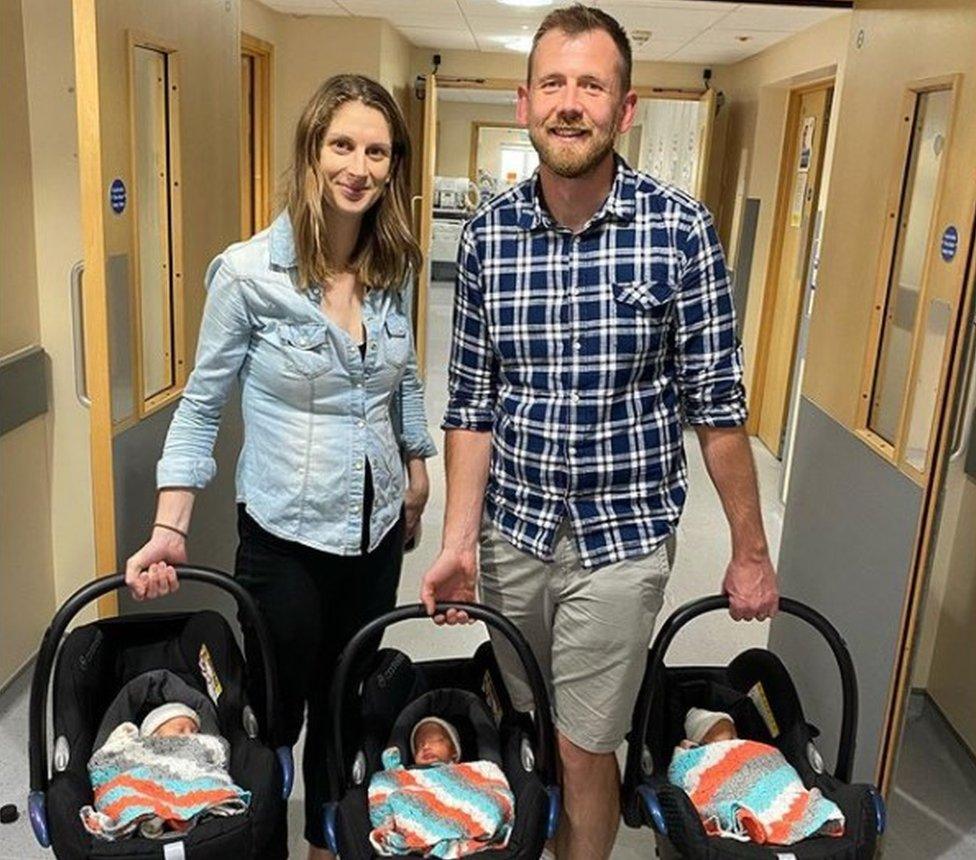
[748,681,780,738]
[199,644,223,704]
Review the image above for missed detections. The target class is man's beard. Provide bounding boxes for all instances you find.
[529,119,618,178]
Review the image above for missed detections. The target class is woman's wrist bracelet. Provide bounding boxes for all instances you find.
[153,522,188,540]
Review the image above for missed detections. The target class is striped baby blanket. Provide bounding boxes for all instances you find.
[80,722,250,840]
[668,739,844,845]
[368,747,515,858]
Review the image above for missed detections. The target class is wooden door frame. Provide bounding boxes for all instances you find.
[240,32,273,237]
[125,32,187,422]
[414,73,438,374]
[853,76,963,485]
[747,78,834,442]
[72,0,118,617]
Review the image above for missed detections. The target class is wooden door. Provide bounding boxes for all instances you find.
[694,87,716,200]
[72,0,244,616]
[756,85,832,456]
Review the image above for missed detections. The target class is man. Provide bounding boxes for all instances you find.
[420,5,779,858]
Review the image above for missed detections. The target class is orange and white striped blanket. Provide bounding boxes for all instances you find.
[667,739,844,845]
[80,722,250,840]
[368,748,514,858]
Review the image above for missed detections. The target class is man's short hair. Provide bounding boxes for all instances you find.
[528,3,632,93]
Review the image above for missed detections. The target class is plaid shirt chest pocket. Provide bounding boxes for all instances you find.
[610,279,675,359]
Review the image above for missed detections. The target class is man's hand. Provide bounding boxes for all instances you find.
[722,553,779,621]
[420,548,477,625]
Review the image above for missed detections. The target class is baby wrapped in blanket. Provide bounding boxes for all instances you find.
[368,716,515,858]
[81,700,250,840]
[668,708,844,845]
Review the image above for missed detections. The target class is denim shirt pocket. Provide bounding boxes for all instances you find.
[383,314,410,368]
[274,322,332,378]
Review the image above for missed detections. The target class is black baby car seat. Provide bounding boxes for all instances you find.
[621,596,886,859]
[28,567,293,860]
[322,602,561,859]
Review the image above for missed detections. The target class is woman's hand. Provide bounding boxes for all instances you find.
[404,459,430,547]
[124,527,187,601]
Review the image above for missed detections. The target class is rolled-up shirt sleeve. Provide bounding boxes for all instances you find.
[156,256,252,489]
[674,207,748,427]
[397,318,438,459]
[442,226,497,431]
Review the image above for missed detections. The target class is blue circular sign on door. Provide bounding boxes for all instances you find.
[110,178,127,214]
[941,225,959,262]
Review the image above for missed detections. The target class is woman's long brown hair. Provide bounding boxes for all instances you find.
[285,74,421,291]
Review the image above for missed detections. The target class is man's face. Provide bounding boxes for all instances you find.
[517,28,636,178]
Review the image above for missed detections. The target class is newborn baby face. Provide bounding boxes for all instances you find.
[414,723,457,765]
[700,718,737,744]
[153,716,200,737]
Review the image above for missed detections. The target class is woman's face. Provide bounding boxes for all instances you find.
[319,99,393,219]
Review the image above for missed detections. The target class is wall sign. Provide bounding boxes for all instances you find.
[110,178,126,214]
[941,225,959,262]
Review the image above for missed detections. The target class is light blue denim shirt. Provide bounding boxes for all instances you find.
[157,212,437,554]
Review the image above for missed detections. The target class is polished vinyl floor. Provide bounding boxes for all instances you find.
[3,281,971,858]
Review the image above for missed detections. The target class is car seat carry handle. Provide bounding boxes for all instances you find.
[327,602,557,801]
[28,566,278,796]
[629,595,858,784]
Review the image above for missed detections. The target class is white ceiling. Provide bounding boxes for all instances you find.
[261,0,849,65]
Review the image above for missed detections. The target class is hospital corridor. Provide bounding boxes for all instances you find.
[2,1,976,858]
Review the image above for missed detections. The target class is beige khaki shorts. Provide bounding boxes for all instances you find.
[478,516,671,754]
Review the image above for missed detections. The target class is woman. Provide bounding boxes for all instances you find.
[124,74,435,859]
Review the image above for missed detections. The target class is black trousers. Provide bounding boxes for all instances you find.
[234,505,404,848]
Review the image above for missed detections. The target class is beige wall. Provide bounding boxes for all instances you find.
[22,0,97,611]
[0,0,56,682]
[241,2,417,204]
[1,0,41,355]
[436,101,516,177]
[379,21,414,124]
[711,12,851,397]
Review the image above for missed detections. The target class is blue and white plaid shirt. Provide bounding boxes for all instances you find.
[443,157,746,568]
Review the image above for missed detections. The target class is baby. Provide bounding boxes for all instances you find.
[668,707,845,845]
[680,706,738,748]
[411,716,462,766]
[140,702,201,738]
[81,700,250,840]
[368,715,514,857]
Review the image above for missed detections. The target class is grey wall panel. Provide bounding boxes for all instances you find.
[732,198,761,338]
[113,389,244,624]
[768,396,922,782]
[0,346,48,435]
